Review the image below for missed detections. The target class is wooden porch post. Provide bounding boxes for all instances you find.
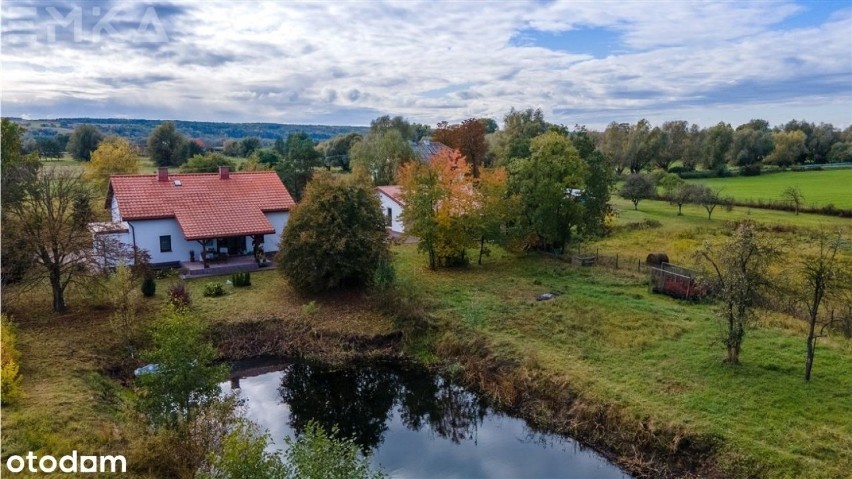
[197,239,210,268]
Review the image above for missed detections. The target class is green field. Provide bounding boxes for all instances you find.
[394,239,852,478]
[3,169,851,477]
[687,169,852,209]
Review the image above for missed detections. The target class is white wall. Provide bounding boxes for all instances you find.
[128,218,197,264]
[377,193,404,233]
[121,212,289,264]
[110,196,121,223]
[262,211,289,252]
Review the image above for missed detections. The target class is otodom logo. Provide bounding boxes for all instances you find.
[4,451,126,474]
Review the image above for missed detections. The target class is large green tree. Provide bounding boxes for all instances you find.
[626,119,652,173]
[508,131,588,252]
[766,130,807,167]
[600,122,631,175]
[67,124,104,161]
[4,168,94,311]
[180,153,237,173]
[275,131,321,201]
[702,122,734,172]
[730,120,774,171]
[1,119,42,283]
[350,129,414,186]
[147,121,189,167]
[657,120,689,170]
[276,173,389,292]
[317,132,362,171]
[579,148,614,236]
[493,107,548,165]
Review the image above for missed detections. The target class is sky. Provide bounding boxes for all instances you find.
[1,0,851,130]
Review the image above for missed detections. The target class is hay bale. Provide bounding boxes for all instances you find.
[646,252,669,266]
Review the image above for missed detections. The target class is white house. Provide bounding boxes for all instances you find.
[101,166,295,267]
[375,185,405,234]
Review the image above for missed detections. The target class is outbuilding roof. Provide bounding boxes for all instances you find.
[375,185,404,206]
[411,140,451,163]
[106,169,295,240]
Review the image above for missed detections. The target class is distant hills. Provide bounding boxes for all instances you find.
[8,117,368,146]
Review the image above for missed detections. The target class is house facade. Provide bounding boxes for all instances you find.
[375,185,405,234]
[102,166,295,266]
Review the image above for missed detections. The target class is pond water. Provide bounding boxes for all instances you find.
[222,360,630,479]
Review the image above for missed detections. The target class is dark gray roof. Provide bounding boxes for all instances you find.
[411,140,451,163]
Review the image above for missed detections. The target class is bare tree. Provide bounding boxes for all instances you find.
[781,186,805,215]
[696,186,727,220]
[5,168,94,312]
[671,183,703,216]
[793,231,850,381]
[109,263,142,357]
[698,221,777,364]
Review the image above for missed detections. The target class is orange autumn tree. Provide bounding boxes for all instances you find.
[399,149,478,269]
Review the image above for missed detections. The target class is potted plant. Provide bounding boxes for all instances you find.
[255,244,267,267]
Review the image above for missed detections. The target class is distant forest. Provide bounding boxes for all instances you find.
[9,117,368,147]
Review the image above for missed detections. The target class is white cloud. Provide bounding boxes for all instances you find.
[1,0,850,129]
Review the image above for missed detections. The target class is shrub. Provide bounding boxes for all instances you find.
[167,282,192,311]
[141,276,157,297]
[739,164,762,176]
[277,172,389,293]
[1,314,22,405]
[283,421,386,479]
[677,169,729,179]
[200,419,287,479]
[372,276,433,341]
[203,282,225,297]
[667,165,691,175]
[301,301,320,317]
[138,311,228,427]
[372,259,395,292]
[231,272,251,288]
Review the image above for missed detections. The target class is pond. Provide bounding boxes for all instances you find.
[223,359,631,479]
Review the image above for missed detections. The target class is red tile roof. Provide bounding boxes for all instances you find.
[375,185,404,206]
[107,171,295,240]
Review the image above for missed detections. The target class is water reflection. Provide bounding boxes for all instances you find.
[226,360,630,479]
[278,362,489,450]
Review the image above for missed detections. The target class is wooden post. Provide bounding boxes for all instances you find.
[637,259,641,272]
[616,254,619,269]
[198,239,210,268]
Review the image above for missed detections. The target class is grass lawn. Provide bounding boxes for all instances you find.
[687,169,852,210]
[3,196,849,477]
[393,241,852,478]
[0,271,393,477]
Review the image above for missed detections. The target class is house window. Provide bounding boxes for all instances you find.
[159,235,172,253]
[386,207,393,226]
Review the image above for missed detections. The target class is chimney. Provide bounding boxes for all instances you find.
[219,165,230,180]
[157,167,169,182]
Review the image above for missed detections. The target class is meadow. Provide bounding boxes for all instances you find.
[3,163,851,478]
[392,198,852,478]
[687,169,852,210]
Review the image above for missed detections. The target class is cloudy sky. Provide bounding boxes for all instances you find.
[2,0,851,129]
